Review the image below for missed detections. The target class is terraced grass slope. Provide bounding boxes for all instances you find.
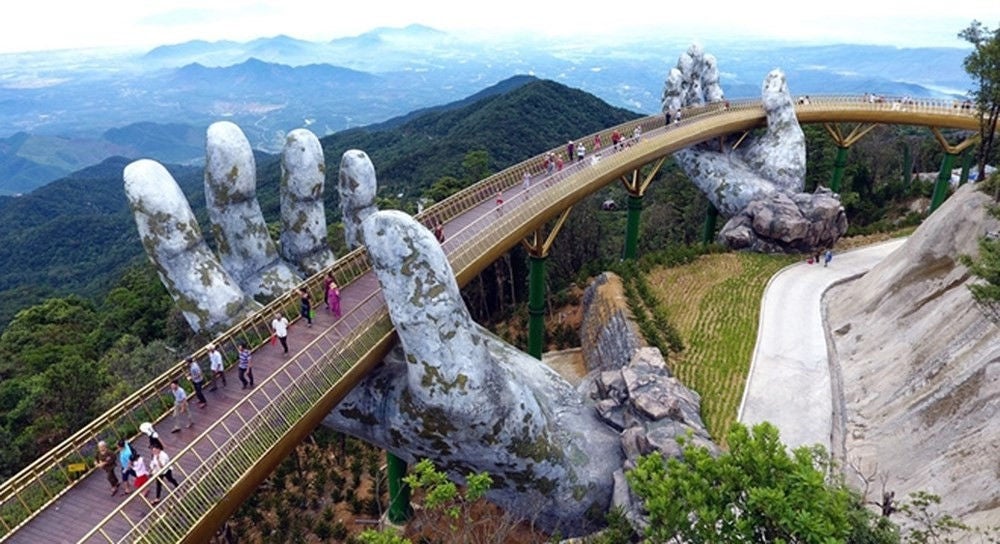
[646,252,799,443]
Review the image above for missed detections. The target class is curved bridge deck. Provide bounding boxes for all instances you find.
[0,96,983,543]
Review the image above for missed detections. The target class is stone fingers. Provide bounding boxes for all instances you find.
[204,121,301,300]
[279,128,335,275]
[338,150,379,251]
[124,159,254,332]
[360,210,489,397]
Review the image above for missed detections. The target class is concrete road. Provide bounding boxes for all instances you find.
[737,238,907,451]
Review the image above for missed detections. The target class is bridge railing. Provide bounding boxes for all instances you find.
[0,104,675,540]
[81,287,394,543]
[0,247,375,539]
[1,94,982,541]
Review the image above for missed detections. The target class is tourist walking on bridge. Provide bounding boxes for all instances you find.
[117,439,135,494]
[327,280,341,318]
[237,343,254,389]
[186,356,207,408]
[169,380,193,433]
[299,287,313,327]
[207,343,226,390]
[95,440,120,496]
[271,312,289,354]
[148,444,179,505]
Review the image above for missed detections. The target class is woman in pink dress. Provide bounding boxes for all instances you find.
[327,279,341,318]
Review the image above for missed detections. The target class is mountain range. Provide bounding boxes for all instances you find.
[0,25,974,195]
[0,76,640,329]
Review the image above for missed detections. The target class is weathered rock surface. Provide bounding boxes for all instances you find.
[204,121,302,300]
[663,44,847,253]
[125,122,349,332]
[278,128,335,275]
[339,149,379,250]
[826,183,1000,533]
[578,273,645,372]
[576,272,717,531]
[720,187,849,252]
[124,159,255,332]
[325,210,624,536]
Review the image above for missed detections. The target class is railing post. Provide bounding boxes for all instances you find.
[623,194,643,260]
[930,151,957,213]
[386,452,412,524]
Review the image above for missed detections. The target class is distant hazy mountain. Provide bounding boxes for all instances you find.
[0,25,973,194]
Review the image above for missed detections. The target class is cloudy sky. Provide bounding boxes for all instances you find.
[2,0,998,54]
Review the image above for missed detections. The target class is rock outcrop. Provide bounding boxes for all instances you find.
[663,44,847,253]
[578,273,645,372]
[577,272,717,532]
[826,183,1000,532]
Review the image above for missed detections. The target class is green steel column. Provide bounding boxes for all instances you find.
[930,152,957,213]
[830,146,849,192]
[623,194,643,260]
[959,147,973,185]
[902,144,913,189]
[387,452,412,523]
[527,254,546,360]
[702,203,719,246]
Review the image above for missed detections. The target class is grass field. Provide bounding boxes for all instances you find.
[645,232,905,445]
[646,251,799,444]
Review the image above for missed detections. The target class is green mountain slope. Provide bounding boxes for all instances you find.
[0,77,642,330]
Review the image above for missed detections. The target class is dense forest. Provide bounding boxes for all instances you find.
[0,76,958,482]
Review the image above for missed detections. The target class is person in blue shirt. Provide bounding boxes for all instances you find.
[117,439,135,494]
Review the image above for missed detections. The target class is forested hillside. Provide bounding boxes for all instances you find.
[0,77,640,330]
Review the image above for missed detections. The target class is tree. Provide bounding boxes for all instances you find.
[626,422,898,543]
[959,20,1000,186]
[357,458,532,544]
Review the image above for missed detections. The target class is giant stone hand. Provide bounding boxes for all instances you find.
[124,121,371,332]
[325,209,624,535]
[663,44,847,252]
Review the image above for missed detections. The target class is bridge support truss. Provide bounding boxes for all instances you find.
[521,207,573,359]
[620,159,665,260]
[929,128,978,213]
[824,123,878,192]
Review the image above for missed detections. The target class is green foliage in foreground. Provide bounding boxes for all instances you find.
[960,174,1000,320]
[627,422,899,544]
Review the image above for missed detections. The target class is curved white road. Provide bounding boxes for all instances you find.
[737,238,907,451]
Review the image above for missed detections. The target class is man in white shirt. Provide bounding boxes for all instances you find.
[207,343,226,390]
[148,444,180,505]
[271,312,290,354]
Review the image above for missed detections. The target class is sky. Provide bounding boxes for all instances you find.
[2,1,999,55]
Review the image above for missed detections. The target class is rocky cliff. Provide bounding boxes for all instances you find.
[825,183,1000,533]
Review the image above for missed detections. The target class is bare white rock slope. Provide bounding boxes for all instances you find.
[826,183,1000,532]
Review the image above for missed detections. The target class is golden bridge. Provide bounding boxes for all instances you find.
[0,96,984,543]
